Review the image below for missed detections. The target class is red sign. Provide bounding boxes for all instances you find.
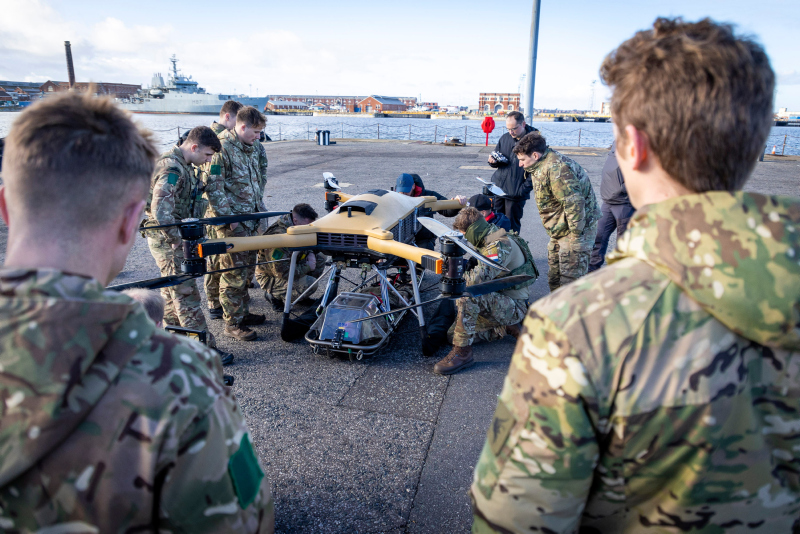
[481,116,495,133]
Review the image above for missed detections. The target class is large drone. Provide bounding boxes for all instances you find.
[111,174,534,359]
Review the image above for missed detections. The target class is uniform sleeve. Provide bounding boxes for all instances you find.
[158,346,274,533]
[464,240,510,286]
[205,151,233,217]
[470,308,599,534]
[151,170,182,242]
[551,164,586,236]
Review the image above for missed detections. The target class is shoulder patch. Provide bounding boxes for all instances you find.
[210,164,221,175]
[166,173,178,185]
[228,434,265,509]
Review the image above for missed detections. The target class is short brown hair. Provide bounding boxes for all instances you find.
[2,90,157,229]
[292,203,318,222]
[454,206,482,233]
[122,288,165,325]
[506,111,524,124]
[236,106,267,129]
[513,132,548,157]
[220,100,243,118]
[600,17,775,192]
[185,126,222,152]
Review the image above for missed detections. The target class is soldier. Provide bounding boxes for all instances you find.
[513,131,600,292]
[256,203,325,311]
[143,126,234,365]
[472,18,799,533]
[434,207,537,375]
[205,106,268,341]
[0,91,273,532]
[205,100,243,319]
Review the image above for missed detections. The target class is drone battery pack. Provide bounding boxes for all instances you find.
[316,292,387,344]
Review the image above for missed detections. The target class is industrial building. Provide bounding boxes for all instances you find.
[264,94,417,113]
[39,80,141,98]
[478,92,521,114]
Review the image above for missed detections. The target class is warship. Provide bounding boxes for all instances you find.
[118,56,267,114]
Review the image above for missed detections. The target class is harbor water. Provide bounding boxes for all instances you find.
[1,112,799,155]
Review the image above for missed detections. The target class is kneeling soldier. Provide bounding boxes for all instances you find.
[257,203,326,311]
[435,207,537,375]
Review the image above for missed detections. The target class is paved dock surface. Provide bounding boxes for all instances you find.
[1,140,797,533]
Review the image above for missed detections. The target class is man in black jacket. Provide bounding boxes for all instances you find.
[488,111,538,232]
[394,173,464,250]
[588,142,635,271]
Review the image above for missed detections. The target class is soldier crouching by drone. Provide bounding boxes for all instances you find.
[433,206,538,375]
[256,203,326,311]
[142,125,235,365]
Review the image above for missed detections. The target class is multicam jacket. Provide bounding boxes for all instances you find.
[525,148,600,239]
[471,191,800,533]
[463,220,530,301]
[205,129,267,230]
[144,146,206,242]
[0,269,274,533]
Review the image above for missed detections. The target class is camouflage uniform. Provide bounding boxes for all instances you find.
[256,214,325,302]
[206,129,267,326]
[450,220,530,347]
[0,269,274,533]
[203,121,229,311]
[471,192,800,533]
[144,146,216,347]
[526,148,599,292]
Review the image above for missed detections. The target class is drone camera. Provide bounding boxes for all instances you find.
[438,239,467,296]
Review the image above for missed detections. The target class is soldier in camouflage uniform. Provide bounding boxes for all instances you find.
[205,100,243,318]
[434,207,537,375]
[256,204,325,311]
[205,106,269,341]
[472,18,799,533]
[513,132,599,292]
[0,91,274,532]
[143,127,233,363]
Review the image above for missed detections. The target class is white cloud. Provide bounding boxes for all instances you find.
[778,71,800,86]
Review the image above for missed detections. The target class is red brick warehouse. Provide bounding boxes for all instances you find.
[478,93,520,114]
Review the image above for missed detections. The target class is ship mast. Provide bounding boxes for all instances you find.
[170,55,179,81]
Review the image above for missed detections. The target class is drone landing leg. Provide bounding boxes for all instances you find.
[407,259,425,328]
[282,251,301,325]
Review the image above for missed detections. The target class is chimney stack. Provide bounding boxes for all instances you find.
[64,41,76,88]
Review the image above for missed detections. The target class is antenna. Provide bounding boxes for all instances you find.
[64,41,76,89]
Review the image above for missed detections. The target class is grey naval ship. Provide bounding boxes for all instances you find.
[118,56,267,114]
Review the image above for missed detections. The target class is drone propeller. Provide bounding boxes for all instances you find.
[142,211,289,231]
[108,259,287,291]
[475,177,506,197]
[417,217,510,273]
[323,172,341,190]
[349,274,534,323]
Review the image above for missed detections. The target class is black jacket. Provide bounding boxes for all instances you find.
[489,124,538,200]
[409,174,461,217]
[600,142,632,206]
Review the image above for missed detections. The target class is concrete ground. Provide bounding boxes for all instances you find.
[1,140,797,533]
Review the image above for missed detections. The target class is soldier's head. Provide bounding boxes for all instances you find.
[235,106,267,146]
[454,207,486,245]
[505,111,526,140]
[219,100,243,130]
[601,18,774,207]
[122,288,165,328]
[0,91,157,284]
[513,132,548,168]
[291,203,318,226]
[181,126,222,165]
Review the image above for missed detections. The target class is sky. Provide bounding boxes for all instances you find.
[0,0,798,110]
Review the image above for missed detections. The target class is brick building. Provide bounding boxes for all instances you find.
[357,95,408,113]
[39,80,141,98]
[265,94,417,113]
[479,93,521,114]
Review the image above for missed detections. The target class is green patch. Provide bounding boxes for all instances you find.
[166,173,178,185]
[228,434,264,509]
[488,401,515,456]
[210,164,221,175]
[272,249,284,260]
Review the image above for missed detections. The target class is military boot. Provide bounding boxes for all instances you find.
[216,350,235,366]
[208,307,223,320]
[433,345,474,375]
[223,324,257,341]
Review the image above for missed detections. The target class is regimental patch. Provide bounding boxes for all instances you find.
[228,434,264,509]
[210,164,221,175]
[272,249,284,260]
[488,401,515,456]
[486,252,500,263]
[166,173,178,185]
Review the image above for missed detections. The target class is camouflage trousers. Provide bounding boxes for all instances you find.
[147,235,215,348]
[218,224,256,326]
[547,222,597,292]
[450,292,527,347]
[204,225,222,310]
[257,253,326,301]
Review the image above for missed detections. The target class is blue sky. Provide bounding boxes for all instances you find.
[1,0,797,110]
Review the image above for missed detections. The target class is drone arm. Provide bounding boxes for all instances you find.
[365,237,443,272]
[426,199,463,213]
[202,233,316,254]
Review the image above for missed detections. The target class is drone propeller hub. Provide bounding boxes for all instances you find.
[177,222,204,241]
